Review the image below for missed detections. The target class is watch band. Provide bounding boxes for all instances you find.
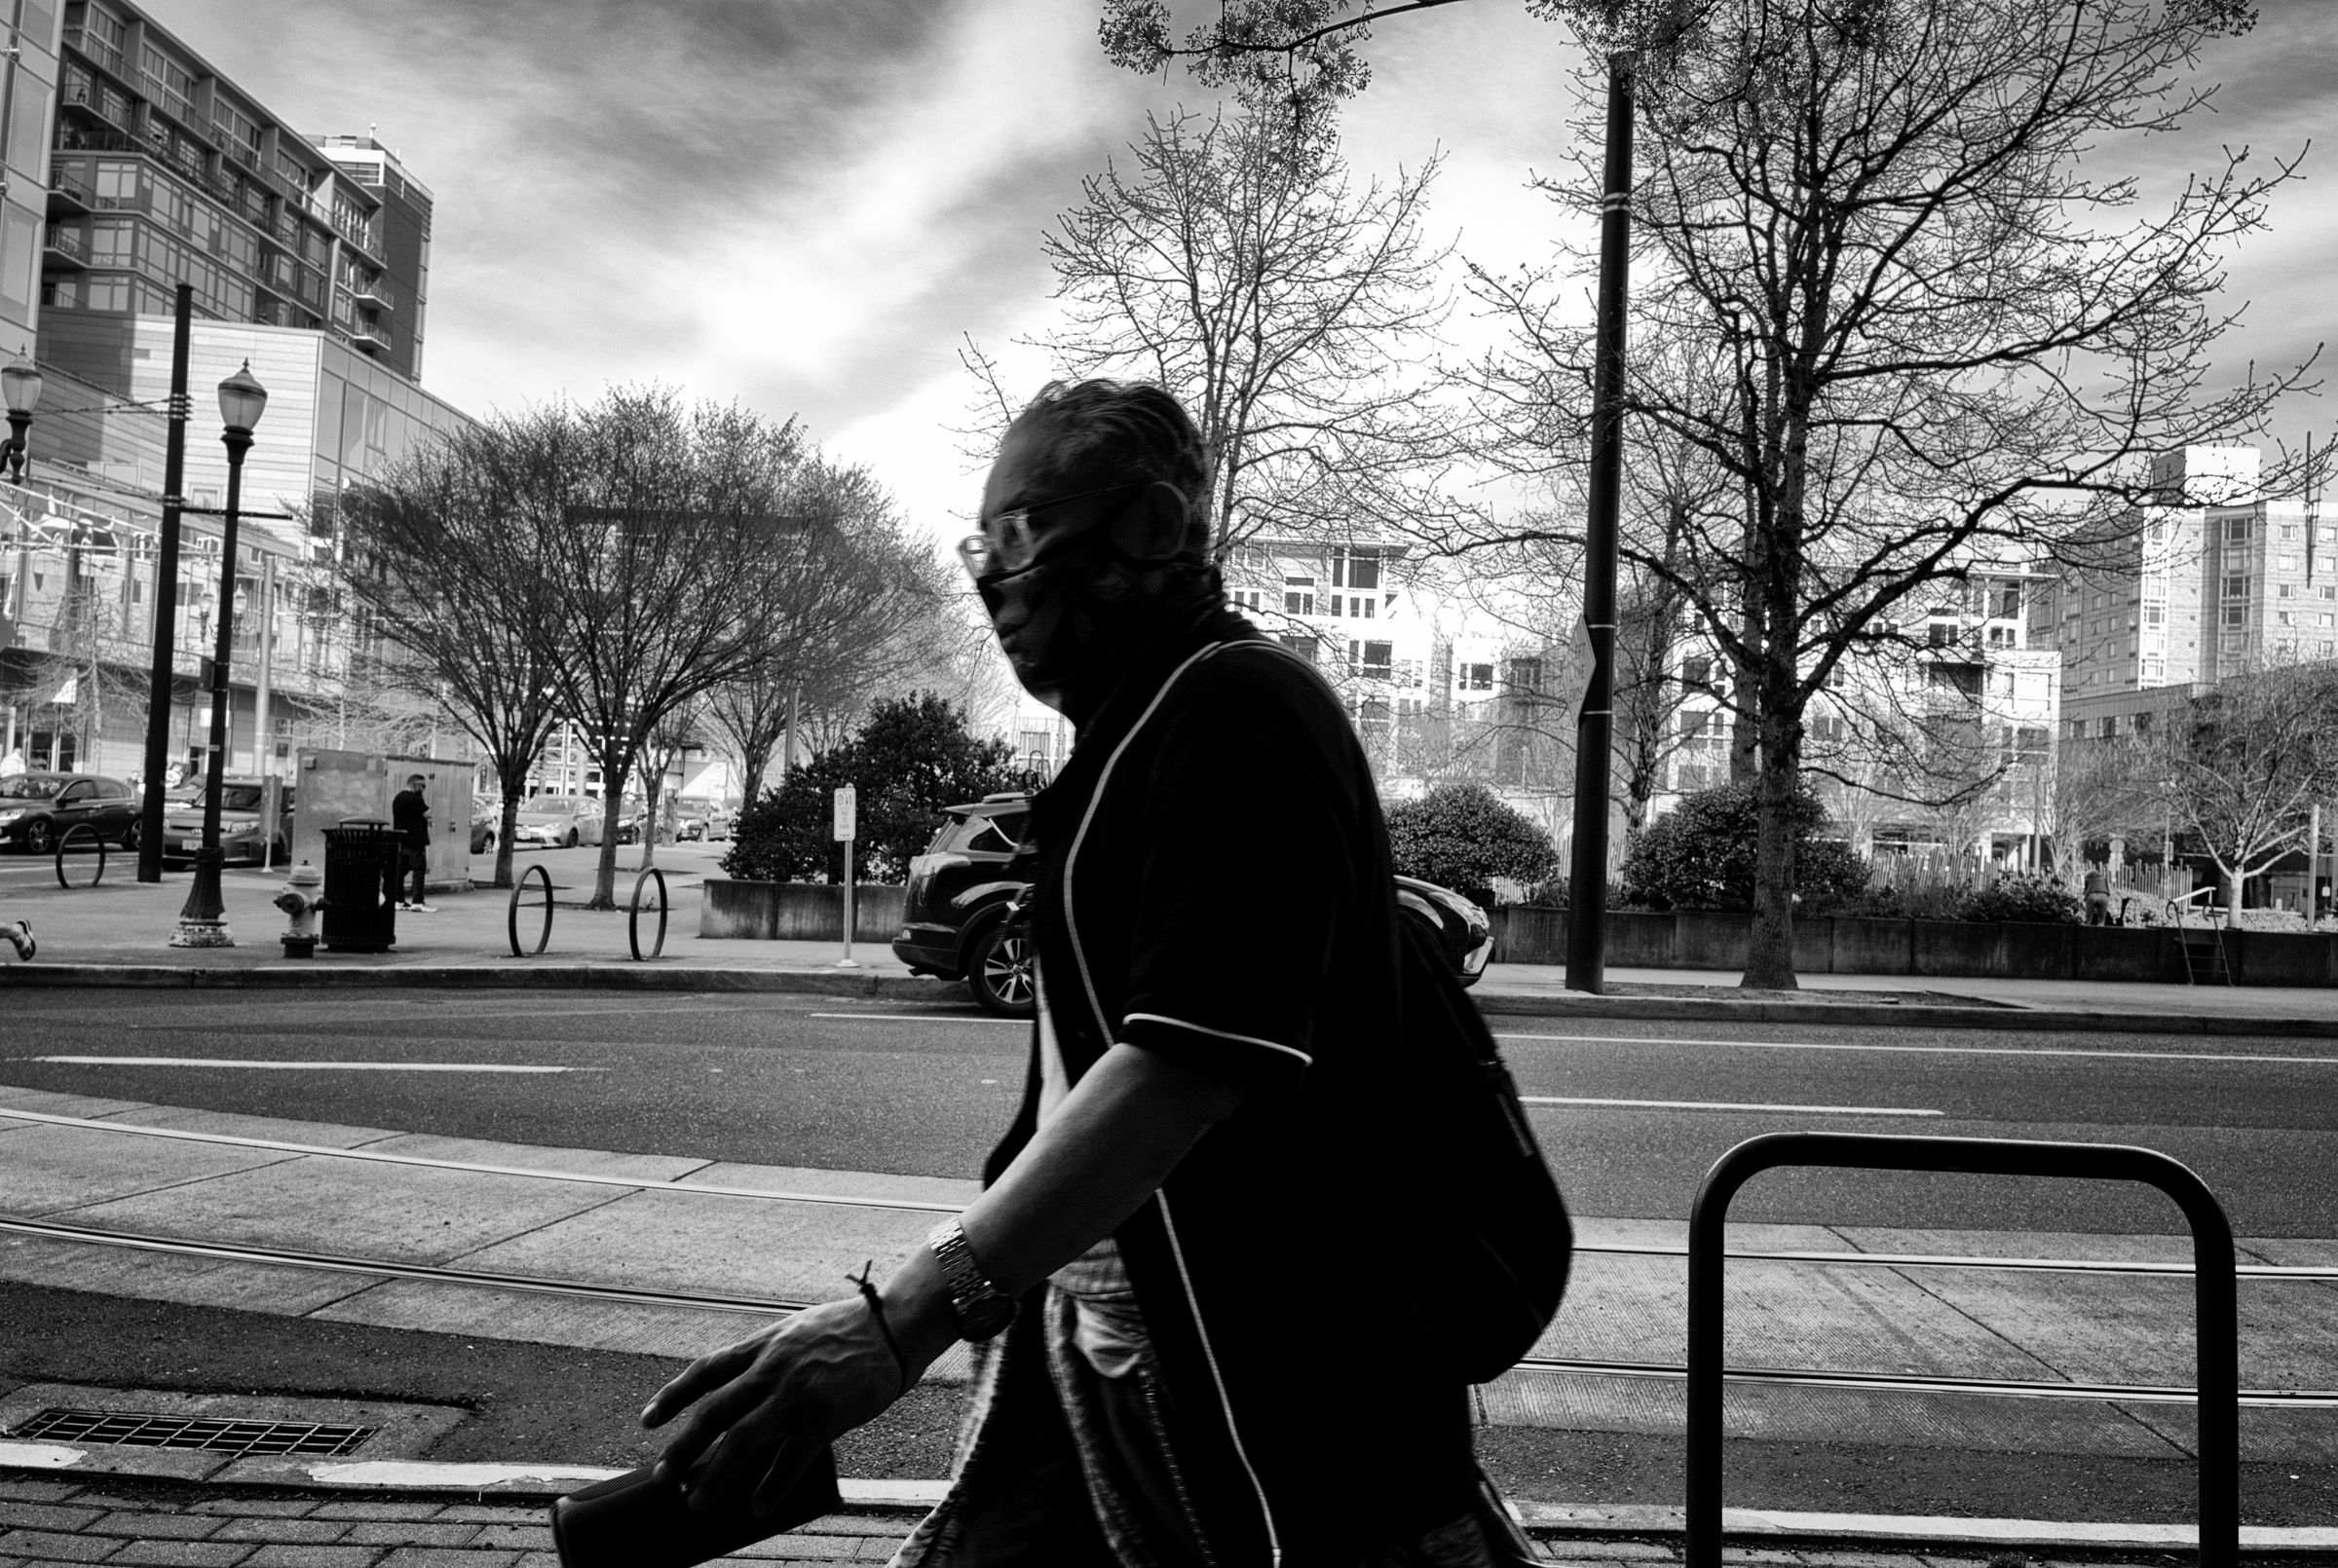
[926,1219,1017,1341]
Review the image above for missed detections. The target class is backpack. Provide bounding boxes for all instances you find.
[1393,914,1573,1384]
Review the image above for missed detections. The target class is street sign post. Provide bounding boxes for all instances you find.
[833,786,857,968]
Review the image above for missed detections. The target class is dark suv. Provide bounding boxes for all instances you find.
[895,792,1497,1017]
[894,794,1036,1013]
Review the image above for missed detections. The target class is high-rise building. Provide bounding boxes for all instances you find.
[0,0,65,360]
[39,0,426,388]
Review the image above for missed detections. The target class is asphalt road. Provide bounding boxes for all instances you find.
[4,988,2334,1235]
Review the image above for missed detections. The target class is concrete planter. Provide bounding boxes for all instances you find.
[700,878,905,943]
[1481,905,2338,987]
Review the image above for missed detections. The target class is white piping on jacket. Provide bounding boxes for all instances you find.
[1062,637,1283,1567]
[1123,1012,1312,1065]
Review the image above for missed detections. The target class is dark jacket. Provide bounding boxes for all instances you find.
[392,788,430,850]
[985,609,1477,1564]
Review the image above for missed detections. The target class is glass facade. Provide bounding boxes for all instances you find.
[39,0,423,385]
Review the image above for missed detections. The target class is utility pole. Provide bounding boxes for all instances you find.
[1565,55,1636,994]
[135,285,193,882]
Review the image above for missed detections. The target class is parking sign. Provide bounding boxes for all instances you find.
[832,785,856,841]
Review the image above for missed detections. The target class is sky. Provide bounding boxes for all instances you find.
[158,0,2338,549]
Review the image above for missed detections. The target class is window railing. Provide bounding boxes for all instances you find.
[45,225,86,260]
[64,25,124,70]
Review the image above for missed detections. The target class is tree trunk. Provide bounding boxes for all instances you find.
[590,777,626,909]
[1744,700,1802,989]
[496,793,520,889]
[640,771,662,873]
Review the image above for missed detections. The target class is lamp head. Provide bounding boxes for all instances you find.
[216,360,268,434]
[1,355,42,418]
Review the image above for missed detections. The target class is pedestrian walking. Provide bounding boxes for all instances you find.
[2084,867,2111,925]
[392,772,434,913]
[640,381,1548,1567]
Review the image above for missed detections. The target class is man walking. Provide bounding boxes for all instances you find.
[391,773,434,914]
[641,381,1530,1565]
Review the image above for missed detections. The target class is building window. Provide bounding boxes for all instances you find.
[1458,662,1494,692]
[1282,577,1315,616]
[2280,556,2300,572]
[1329,547,1381,592]
[1680,655,1714,690]
[2225,518,2251,542]
[2281,524,2300,541]
[1278,632,1319,663]
[1349,640,1393,680]
[2143,606,2164,626]
[1231,588,1264,615]
[1927,621,1956,645]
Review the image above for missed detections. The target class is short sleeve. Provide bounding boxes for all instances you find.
[1114,651,1361,1095]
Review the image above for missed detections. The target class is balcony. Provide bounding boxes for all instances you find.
[350,276,394,312]
[43,225,87,266]
[60,77,132,133]
[57,126,140,159]
[62,26,124,72]
[47,173,92,215]
[350,314,394,348]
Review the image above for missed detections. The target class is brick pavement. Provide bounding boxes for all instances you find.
[0,1476,2212,1568]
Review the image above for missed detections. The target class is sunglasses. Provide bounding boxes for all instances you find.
[957,481,1147,583]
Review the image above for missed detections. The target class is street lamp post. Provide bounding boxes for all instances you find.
[0,355,43,483]
[136,284,196,882]
[171,362,269,948]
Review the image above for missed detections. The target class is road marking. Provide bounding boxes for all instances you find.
[15,1057,601,1073]
[1491,1031,2338,1065]
[1519,1095,1942,1117]
[809,1011,1023,1025]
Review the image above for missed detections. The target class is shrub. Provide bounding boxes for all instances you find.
[722,693,1020,884]
[1620,777,1870,913]
[1383,783,1560,909]
[1955,873,2084,925]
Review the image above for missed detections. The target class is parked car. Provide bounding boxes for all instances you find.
[510,795,605,848]
[892,793,1496,1017]
[704,808,737,842]
[0,771,140,856]
[157,778,293,868]
[674,798,721,841]
[471,806,498,855]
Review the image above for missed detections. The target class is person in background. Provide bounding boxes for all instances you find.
[2084,867,2111,925]
[392,772,434,914]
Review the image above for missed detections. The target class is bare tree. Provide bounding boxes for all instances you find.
[339,431,566,889]
[2141,666,2338,911]
[702,458,952,810]
[963,100,1469,557]
[1468,0,2319,986]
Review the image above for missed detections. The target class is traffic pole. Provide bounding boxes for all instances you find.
[135,284,193,882]
[1565,54,1636,994]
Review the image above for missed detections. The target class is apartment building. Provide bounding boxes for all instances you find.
[0,0,64,360]
[41,1,424,383]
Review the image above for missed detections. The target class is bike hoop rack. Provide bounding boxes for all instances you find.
[507,863,553,956]
[1686,1132,2237,1568]
[54,823,107,889]
[628,867,667,960]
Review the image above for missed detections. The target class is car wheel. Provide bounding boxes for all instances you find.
[23,819,55,856]
[121,821,141,852]
[565,828,579,848]
[966,919,1037,1019]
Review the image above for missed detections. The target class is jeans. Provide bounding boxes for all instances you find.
[396,845,428,906]
[891,1240,1526,1568]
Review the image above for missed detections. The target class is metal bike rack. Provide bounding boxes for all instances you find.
[1686,1132,2238,1568]
[628,866,667,960]
[507,862,553,956]
[54,823,107,889]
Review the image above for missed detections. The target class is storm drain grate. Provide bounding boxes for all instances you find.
[11,1406,377,1458]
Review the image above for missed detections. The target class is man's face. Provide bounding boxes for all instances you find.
[976,428,1132,713]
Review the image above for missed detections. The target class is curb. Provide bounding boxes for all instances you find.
[8,959,2338,1035]
[3,1447,2331,1552]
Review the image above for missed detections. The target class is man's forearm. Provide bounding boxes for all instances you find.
[883,1041,1246,1362]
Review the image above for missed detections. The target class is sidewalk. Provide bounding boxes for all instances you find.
[2,1081,2334,1556]
[11,857,2338,1030]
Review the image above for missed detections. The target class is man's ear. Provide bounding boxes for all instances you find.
[1109,481,1190,562]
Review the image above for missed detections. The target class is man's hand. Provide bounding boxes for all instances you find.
[640,1293,917,1516]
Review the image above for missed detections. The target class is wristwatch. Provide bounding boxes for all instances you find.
[926,1219,1017,1341]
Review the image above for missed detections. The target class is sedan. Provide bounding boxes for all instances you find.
[510,796,605,849]
[157,779,293,868]
[0,771,140,855]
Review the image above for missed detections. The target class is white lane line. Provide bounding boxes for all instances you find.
[15,1057,601,1073]
[1520,1096,1942,1117]
[1492,1031,2338,1065]
[809,1011,1024,1025]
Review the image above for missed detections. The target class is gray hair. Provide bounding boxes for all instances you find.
[1007,380,1213,557]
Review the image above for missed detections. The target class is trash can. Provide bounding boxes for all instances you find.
[321,818,402,952]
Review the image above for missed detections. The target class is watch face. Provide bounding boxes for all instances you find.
[959,1293,1017,1341]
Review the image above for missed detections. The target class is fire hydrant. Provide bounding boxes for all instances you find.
[273,861,326,957]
